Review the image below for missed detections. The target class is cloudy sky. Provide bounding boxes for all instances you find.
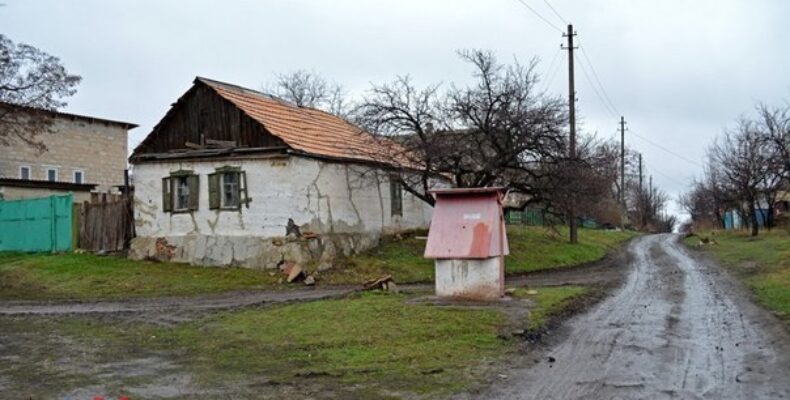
[2,0,789,219]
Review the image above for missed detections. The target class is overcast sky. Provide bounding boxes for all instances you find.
[2,0,789,220]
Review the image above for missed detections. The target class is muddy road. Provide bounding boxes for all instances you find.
[479,234,790,399]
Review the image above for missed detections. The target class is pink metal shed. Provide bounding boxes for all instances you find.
[424,187,509,259]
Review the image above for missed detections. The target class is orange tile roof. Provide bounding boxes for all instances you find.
[197,77,392,163]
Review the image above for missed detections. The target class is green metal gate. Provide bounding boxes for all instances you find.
[0,194,73,252]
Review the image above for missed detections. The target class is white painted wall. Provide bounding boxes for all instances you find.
[434,258,504,300]
[132,155,433,239]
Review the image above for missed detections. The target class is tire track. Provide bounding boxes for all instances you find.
[474,234,790,399]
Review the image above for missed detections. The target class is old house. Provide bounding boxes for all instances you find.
[0,103,137,202]
[129,77,434,268]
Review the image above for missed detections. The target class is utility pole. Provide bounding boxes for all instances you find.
[563,24,578,244]
[638,153,644,227]
[638,153,643,192]
[649,175,654,222]
[649,175,653,202]
[619,116,626,229]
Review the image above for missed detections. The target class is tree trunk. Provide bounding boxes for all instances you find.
[748,200,759,236]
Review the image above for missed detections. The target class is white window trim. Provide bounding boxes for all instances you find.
[45,166,59,182]
[73,169,85,184]
[19,165,31,180]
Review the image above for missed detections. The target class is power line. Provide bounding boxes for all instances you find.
[540,47,563,92]
[576,54,619,118]
[630,130,704,168]
[543,0,568,25]
[578,43,620,116]
[645,165,692,188]
[513,0,564,33]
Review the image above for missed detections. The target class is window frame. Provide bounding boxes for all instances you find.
[173,175,192,212]
[208,166,250,211]
[73,170,85,184]
[220,171,241,209]
[19,165,31,180]
[164,170,199,214]
[45,167,58,182]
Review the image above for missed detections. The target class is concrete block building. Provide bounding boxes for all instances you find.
[0,103,137,202]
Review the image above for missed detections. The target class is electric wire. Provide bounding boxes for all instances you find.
[576,54,619,119]
[645,165,692,188]
[511,0,702,186]
[512,0,564,33]
[578,42,620,116]
[629,130,704,168]
[542,0,568,26]
[543,50,566,92]
[540,47,562,92]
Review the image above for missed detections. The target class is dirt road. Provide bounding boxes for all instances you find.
[479,234,790,399]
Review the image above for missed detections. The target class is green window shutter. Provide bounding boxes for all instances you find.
[187,174,200,211]
[162,177,172,212]
[208,173,220,210]
[239,171,250,209]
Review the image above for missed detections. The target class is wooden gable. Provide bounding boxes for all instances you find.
[131,81,286,159]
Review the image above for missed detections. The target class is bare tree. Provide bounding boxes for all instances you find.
[679,178,723,229]
[756,103,790,180]
[265,70,349,117]
[708,118,777,236]
[355,49,568,208]
[0,34,81,150]
[631,175,671,231]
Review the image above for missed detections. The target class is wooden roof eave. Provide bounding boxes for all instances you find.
[130,145,290,163]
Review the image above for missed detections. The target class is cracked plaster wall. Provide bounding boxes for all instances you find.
[129,156,433,268]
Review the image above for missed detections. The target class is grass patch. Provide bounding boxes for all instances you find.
[54,292,508,397]
[334,227,636,284]
[684,230,790,319]
[325,233,434,284]
[0,226,635,300]
[0,252,279,300]
[1,286,593,397]
[512,285,588,329]
[506,226,636,274]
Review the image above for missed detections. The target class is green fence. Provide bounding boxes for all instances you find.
[505,208,546,226]
[506,208,600,229]
[0,194,73,252]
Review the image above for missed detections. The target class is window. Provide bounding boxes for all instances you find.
[222,172,240,208]
[175,176,191,210]
[19,166,31,180]
[390,179,403,217]
[208,166,249,210]
[73,170,84,184]
[162,171,199,212]
[46,167,58,182]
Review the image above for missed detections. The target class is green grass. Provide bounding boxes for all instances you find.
[512,285,588,329]
[684,230,790,319]
[0,252,279,300]
[0,226,635,301]
[41,287,585,397]
[333,227,637,283]
[52,292,508,397]
[506,226,636,274]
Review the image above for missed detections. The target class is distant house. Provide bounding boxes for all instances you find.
[128,77,433,268]
[722,190,790,230]
[0,103,137,202]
